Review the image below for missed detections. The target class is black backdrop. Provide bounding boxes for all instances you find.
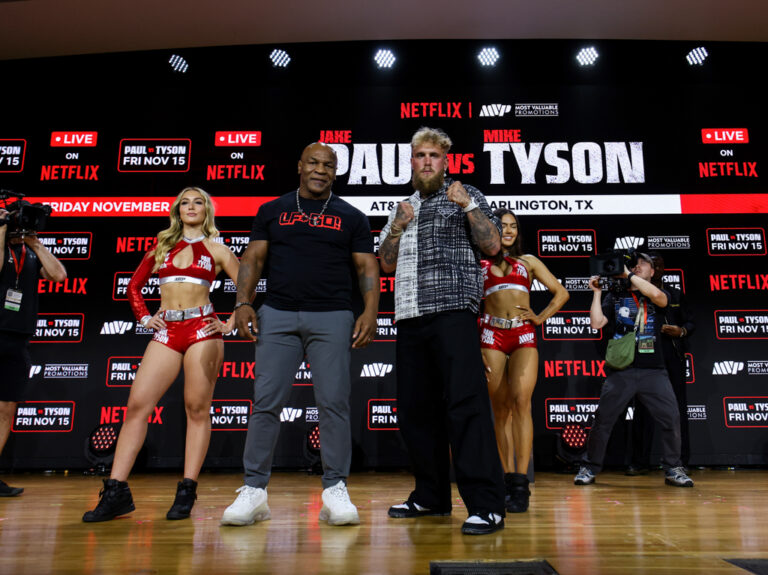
[0,39,766,470]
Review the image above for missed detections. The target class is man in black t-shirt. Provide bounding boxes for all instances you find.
[574,252,693,488]
[627,254,695,473]
[220,143,379,527]
[0,207,67,496]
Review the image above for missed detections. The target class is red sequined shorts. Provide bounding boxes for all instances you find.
[152,313,222,353]
[479,319,537,355]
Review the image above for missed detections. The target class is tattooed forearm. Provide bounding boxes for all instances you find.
[235,266,254,301]
[353,252,381,316]
[466,209,501,256]
[236,240,267,302]
[359,273,376,294]
[379,236,401,273]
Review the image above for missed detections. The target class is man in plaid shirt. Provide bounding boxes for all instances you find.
[379,127,506,535]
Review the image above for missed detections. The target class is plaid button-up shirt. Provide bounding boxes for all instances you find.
[380,179,500,321]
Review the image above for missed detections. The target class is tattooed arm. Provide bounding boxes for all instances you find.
[465,207,501,257]
[446,181,500,257]
[233,239,268,341]
[351,252,380,348]
[379,201,414,274]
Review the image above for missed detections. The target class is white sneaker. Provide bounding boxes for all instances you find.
[319,481,360,526]
[220,485,270,526]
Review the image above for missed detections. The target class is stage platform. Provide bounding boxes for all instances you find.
[0,469,766,574]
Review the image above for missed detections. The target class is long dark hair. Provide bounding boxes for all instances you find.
[493,208,523,263]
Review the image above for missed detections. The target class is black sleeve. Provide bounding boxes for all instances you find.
[601,292,616,339]
[250,203,272,242]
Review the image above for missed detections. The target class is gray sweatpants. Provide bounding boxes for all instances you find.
[242,305,354,489]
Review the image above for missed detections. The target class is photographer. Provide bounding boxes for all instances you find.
[574,251,693,488]
[0,204,67,496]
[627,254,695,473]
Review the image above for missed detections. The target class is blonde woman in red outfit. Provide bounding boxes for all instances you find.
[480,209,569,512]
[83,187,239,522]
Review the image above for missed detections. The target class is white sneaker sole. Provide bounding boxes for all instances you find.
[220,505,271,526]
[319,505,360,526]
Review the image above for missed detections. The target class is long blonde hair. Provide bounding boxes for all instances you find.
[153,187,219,271]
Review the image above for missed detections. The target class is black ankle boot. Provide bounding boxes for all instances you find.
[504,473,530,513]
[167,478,198,520]
[82,478,135,522]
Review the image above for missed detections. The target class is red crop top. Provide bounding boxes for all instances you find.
[481,256,530,297]
[127,239,216,322]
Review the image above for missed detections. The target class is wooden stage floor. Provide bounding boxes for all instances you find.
[0,469,766,574]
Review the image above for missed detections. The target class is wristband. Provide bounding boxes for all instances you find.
[627,272,635,282]
[234,301,254,311]
[140,315,152,327]
[462,199,478,213]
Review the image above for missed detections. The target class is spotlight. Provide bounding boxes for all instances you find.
[374,49,396,69]
[562,424,588,449]
[556,423,589,470]
[84,424,119,476]
[168,54,188,73]
[686,47,709,66]
[270,49,291,68]
[304,424,322,474]
[478,47,500,67]
[307,424,321,453]
[576,47,599,67]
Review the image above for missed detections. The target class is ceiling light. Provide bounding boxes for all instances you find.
[478,47,500,67]
[270,49,291,68]
[168,54,188,73]
[374,49,396,69]
[686,47,708,66]
[576,47,599,67]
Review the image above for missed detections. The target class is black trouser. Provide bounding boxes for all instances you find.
[395,310,505,515]
[584,367,682,472]
[0,331,31,402]
[630,355,689,467]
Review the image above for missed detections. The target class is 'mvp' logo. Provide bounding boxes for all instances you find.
[712,361,744,375]
[614,236,645,250]
[280,407,303,422]
[100,321,134,335]
[479,104,512,117]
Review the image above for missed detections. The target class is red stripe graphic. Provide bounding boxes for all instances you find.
[26,196,276,217]
[680,194,768,214]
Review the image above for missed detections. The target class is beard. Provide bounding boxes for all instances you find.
[413,170,444,195]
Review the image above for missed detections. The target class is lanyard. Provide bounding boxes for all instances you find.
[630,291,648,331]
[10,244,26,289]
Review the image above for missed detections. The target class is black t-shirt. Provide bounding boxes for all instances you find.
[0,243,43,336]
[602,288,669,369]
[249,192,373,312]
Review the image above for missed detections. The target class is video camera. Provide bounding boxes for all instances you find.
[589,247,640,292]
[0,190,53,236]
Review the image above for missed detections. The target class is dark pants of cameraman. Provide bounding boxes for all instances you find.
[629,354,690,468]
[582,368,682,473]
[0,332,31,402]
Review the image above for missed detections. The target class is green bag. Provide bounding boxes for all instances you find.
[605,303,644,370]
[605,331,636,370]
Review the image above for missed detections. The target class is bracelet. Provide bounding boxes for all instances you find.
[140,315,152,327]
[389,223,404,238]
[680,327,687,338]
[234,301,254,311]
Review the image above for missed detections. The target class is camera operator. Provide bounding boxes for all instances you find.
[627,254,695,473]
[0,206,67,496]
[574,251,693,488]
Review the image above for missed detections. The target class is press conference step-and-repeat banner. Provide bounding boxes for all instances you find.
[0,40,766,470]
